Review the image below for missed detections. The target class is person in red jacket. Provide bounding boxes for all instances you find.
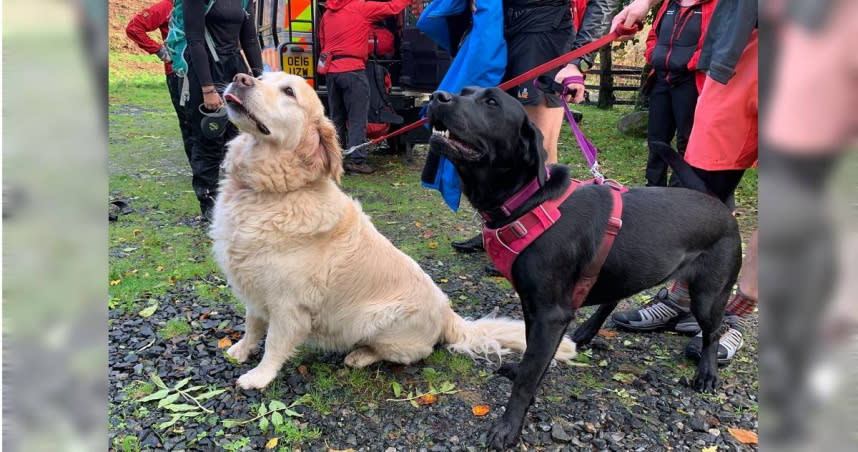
[643,0,716,187]
[125,0,192,163]
[319,0,416,174]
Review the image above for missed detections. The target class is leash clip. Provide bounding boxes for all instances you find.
[589,162,605,182]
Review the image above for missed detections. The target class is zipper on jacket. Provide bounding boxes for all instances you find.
[664,1,698,85]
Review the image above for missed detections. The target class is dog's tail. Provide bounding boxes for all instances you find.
[442,306,576,362]
[648,141,711,194]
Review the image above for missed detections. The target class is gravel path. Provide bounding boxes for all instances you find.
[109,241,759,451]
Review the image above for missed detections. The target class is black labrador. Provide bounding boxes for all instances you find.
[426,87,742,450]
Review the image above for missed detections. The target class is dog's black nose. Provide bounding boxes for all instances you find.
[431,91,453,103]
[233,73,254,87]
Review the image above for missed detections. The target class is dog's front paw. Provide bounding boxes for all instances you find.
[495,363,519,381]
[236,367,276,390]
[226,340,257,363]
[692,369,719,393]
[486,417,522,450]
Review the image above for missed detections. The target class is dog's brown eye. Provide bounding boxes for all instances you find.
[283,86,295,97]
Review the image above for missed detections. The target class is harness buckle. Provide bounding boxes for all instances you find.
[606,217,623,236]
[510,221,528,238]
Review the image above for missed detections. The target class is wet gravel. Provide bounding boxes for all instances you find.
[109,242,759,451]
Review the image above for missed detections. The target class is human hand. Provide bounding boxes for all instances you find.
[156,45,172,63]
[554,64,585,104]
[611,0,654,40]
[202,87,223,110]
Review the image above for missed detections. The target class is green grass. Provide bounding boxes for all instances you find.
[276,420,323,448]
[159,318,192,339]
[113,435,141,452]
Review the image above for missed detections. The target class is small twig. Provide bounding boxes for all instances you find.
[386,389,458,403]
[177,388,214,414]
[137,337,156,352]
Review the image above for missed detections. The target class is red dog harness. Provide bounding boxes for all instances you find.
[482,178,627,309]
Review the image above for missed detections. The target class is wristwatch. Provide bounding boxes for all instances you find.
[570,57,591,73]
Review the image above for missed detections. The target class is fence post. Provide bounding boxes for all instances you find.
[598,46,614,109]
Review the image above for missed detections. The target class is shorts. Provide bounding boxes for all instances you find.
[504,29,573,108]
[685,30,758,171]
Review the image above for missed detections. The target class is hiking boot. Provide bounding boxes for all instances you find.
[611,288,700,334]
[685,315,743,365]
[451,233,484,253]
[484,264,502,277]
[199,194,216,223]
[344,161,376,174]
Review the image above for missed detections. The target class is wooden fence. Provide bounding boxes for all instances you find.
[584,48,647,108]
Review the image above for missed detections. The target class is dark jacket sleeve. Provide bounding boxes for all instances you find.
[125,0,172,54]
[570,0,621,67]
[239,0,264,76]
[184,0,214,86]
[697,0,757,84]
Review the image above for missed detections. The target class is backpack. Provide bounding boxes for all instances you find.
[365,61,402,126]
[165,0,250,105]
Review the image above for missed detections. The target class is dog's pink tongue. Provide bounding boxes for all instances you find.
[224,93,242,104]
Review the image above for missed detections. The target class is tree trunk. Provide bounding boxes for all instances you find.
[598,46,614,109]
[635,63,652,111]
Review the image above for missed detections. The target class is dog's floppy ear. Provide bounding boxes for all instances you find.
[520,118,548,186]
[314,116,344,184]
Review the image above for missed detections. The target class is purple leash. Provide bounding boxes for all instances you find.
[536,76,605,182]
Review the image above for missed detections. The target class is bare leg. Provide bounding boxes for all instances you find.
[738,229,758,299]
[524,103,564,164]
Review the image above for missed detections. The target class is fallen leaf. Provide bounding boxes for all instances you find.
[328,449,356,452]
[702,446,717,452]
[298,365,309,376]
[199,313,210,320]
[597,329,618,338]
[156,265,164,272]
[472,405,490,416]
[138,303,158,318]
[265,437,279,449]
[427,242,438,249]
[422,230,435,238]
[217,337,233,349]
[230,331,242,340]
[416,393,437,405]
[110,279,121,286]
[439,278,449,283]
[168,276,176,284]
[414,221,423,228]
[727,428,758,445]
[611,372,635,384]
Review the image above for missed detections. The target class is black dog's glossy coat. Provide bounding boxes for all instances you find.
[426,87,742,450]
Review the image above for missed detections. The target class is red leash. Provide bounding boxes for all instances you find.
[343,24,641,155]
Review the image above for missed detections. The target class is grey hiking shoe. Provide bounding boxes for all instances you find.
[612,288,700,334]
[685,314,744,365]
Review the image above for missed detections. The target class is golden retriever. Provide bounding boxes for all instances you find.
[211,72,575,390]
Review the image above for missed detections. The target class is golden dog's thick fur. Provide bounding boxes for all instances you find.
[212,73,575,390]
